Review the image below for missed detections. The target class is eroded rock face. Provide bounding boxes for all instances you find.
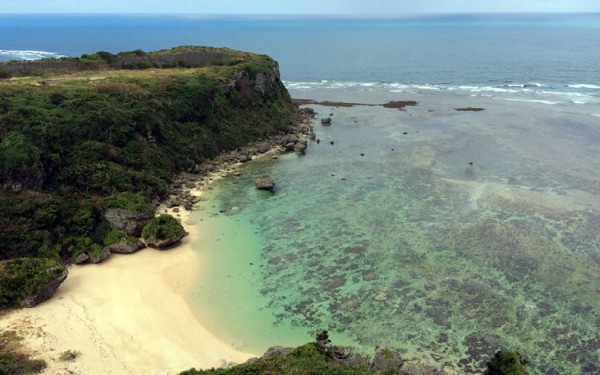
[371,345,405,372]
[88,248,111,264]
[104,209,154,237]
[256,175,276,191]
[145,231,188,250]
[262,346,295,359]
[20,266,68,308]
[106,238,146,254]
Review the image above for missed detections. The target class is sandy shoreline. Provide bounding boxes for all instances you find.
[0,205,257,375]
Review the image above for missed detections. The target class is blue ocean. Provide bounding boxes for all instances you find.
[3,14,600,374]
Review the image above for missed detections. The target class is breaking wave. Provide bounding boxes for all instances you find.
[284,80,600,106]
[0,49,65,61]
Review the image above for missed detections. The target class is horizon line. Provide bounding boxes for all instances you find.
[0,11,599,17]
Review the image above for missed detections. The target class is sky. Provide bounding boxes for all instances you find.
[1,0,599,14]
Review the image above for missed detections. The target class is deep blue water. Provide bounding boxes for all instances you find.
[1,13,600,86]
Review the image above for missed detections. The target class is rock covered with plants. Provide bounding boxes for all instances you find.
[142,214,188,249]
[0,258,67,308]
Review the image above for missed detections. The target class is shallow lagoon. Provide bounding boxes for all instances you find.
[189,87,600,374]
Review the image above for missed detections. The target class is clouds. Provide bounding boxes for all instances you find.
[1,0,598,14]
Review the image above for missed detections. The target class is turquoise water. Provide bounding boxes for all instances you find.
[190,88,600,374]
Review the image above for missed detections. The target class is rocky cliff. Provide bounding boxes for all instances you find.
[0,46,294,277]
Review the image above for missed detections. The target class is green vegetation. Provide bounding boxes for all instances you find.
[103,192,154,212]
[179,331,530,375]
[179,343,374,375]
[0,330,47,375]
[103,230,128,246]
[58,350,80,362]
[0,258,66,308]
[180,344,531,375]
[485,351,530,375]
[142,214,186,242]
[178,332,530,375]
[0,46,293,265]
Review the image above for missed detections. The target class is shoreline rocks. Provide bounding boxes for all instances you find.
[162,106,316,211]
[19,266,68,308]
[104,209,154,237]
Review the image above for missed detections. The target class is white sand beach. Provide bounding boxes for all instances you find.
[0,207,256,375]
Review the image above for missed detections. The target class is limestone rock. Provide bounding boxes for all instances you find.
[256,175,275,191]
[73,253,90,264]
[20,266,68,308]
[321,117,332,126]
[261,346,295,359]
[145,230,188,250]
[104,208,154,237]
[106,238,146,254]
[88,247,111,264]
[371,346,405,372]
[294,140,308,155]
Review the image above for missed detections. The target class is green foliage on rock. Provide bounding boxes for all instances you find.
[485,350,530,375]
[0,46,293,262]
[103,230,127,246]
[0,258,65,308]
[179,343,373,375]
[142,214,186,242]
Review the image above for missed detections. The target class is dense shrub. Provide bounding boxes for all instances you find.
[103,230,127,246]
[142,214,186,242]
[0,258,65,308]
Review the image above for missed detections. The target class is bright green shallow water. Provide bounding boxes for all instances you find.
[189,90,600,374]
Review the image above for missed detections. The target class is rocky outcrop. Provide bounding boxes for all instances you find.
[19,266,68,308]
[73,253,89,264]
[143,215,189,249]
[145,231,188,249]
[104,209,154,237]
[106,238,146,254]
[262,346,295,359]
[371,346,405,372]
[256,175,275,191]
[88,248,111,264]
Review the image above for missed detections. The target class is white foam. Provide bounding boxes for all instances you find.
[284,81,599,108]
[501,98,559,105]
[413,84,441,90]
[0,49,65,60]
[569,84,600,89]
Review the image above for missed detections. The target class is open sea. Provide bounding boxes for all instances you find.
[2,13,600,374]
